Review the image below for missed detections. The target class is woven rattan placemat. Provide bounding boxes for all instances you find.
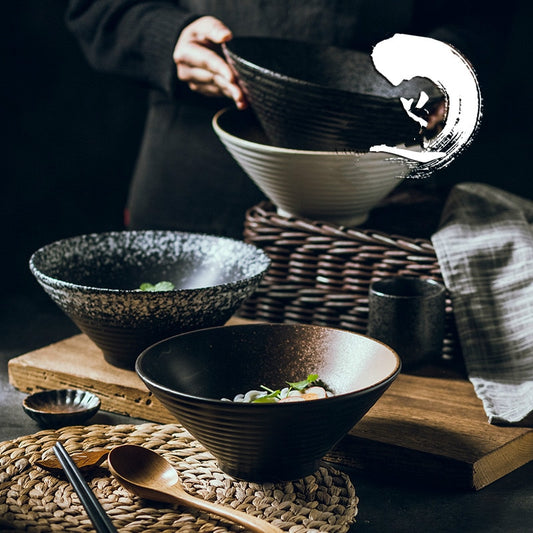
[0,423,358,533]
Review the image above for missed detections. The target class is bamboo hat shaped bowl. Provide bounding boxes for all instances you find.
[217,34,482,226]
[223,36,442,152]
[136,323,401,482]
[213,106,413,226]
[29,230,270,369]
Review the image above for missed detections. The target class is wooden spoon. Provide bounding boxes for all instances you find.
[107,444,284,533]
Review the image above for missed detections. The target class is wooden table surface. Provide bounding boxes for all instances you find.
[8,319,533,491]
[2,290,533,533]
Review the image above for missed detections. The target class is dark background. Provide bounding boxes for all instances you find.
[5,2,147,298]
[3,1,531,302]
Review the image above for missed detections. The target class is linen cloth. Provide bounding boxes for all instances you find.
[432,182,533,425]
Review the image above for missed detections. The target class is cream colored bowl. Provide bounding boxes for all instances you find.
[213,107,414,226]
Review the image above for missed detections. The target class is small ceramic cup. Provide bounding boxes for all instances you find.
[367,276,446,369]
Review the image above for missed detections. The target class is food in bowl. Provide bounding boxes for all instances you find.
[136,323,401,481]
[138,281,175,291]
[224,374,334,403]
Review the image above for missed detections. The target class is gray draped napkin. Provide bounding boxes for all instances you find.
[431,182,533,426]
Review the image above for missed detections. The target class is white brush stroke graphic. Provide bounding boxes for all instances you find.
[369,33,482,177]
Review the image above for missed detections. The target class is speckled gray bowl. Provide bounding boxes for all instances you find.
[29,231,271,369]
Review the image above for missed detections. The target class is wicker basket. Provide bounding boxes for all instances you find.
[239,201,460,360]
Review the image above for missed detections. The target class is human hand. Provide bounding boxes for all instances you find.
[173,16,247,109]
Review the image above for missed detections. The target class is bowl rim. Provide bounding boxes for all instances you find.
[370,276,446,299]
[136,323,402,407]
[29,229,271,294]
[224,36,443,104]
[223,37,399,100]
[213,107,367,157]
[224,37,349,91]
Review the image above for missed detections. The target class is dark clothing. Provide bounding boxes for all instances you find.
[65,0,511,238]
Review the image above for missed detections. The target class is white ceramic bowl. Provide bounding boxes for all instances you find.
[213,108,414,226]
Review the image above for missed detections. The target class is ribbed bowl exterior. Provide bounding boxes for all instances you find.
[147,382,388,481]
[213,108,413,226]
[231,66,418,152]
[136,323,401,482]
[223,37,441,152]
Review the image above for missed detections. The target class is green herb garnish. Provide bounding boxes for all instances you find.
[251,374,320,403]
[139,281,175,292]
[287,374,319,391]
[253,387,282,403]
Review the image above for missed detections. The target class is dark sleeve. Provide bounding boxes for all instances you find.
[65,0,201,95]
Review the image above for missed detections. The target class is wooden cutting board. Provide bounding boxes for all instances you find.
[8,321,532,491]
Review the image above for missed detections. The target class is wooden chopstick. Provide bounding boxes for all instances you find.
[53,441,118,533]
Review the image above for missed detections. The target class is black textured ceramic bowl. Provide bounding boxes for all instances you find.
[136,323,401,482]
[22,389,101,428]
[223,37,442,151]
[29,231,270,369]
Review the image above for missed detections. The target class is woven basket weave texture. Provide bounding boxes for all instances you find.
[239,202,460,359]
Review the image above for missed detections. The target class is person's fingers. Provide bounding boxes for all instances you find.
[176,46,246,106]
[233,91,248,110]
[186,16,233,45]
[183,71,246,106]
[215,74,247,106]
[175,42,235,83]
[174,16,248,108]
[188,81,223,97]
[426,99,447,129]
[179,65,215,85]
[424,99,447,138]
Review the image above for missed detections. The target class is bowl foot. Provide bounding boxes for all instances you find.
[276,207,369,227]
[217,458,322,482]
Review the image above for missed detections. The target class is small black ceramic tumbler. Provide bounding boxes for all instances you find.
[367,276,446,369]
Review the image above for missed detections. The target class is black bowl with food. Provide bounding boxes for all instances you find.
[136,323,401,481]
